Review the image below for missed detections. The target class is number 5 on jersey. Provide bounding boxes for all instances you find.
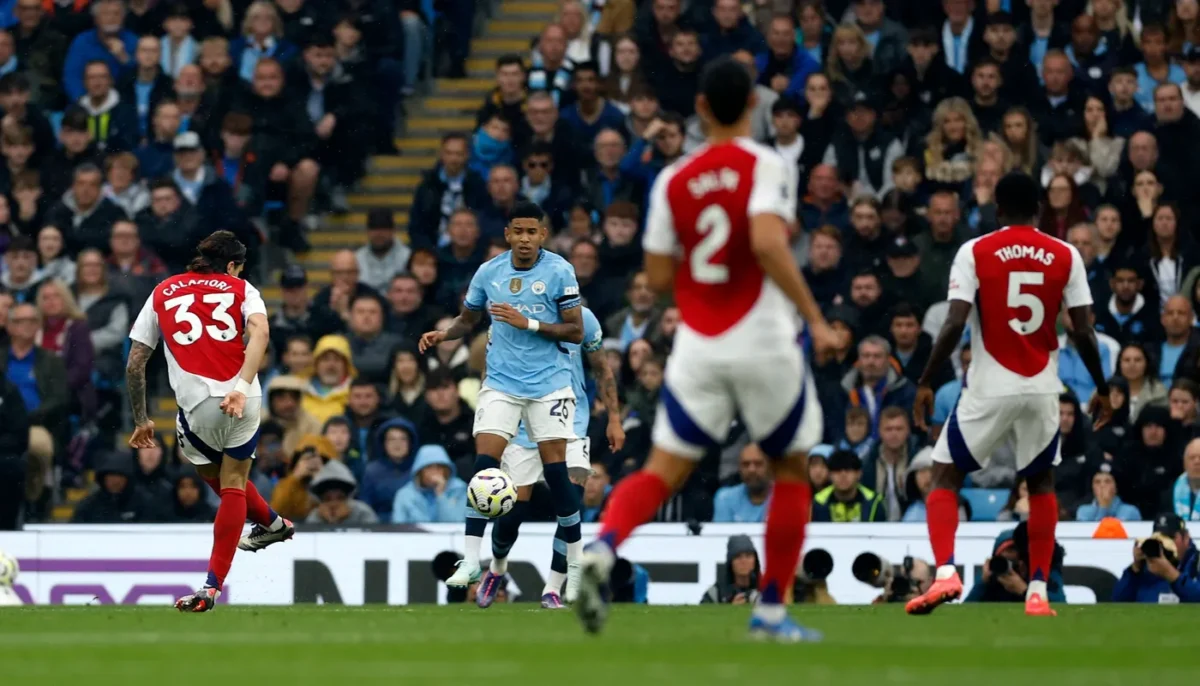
[165,293,239,345]
[1007,271,1044,336]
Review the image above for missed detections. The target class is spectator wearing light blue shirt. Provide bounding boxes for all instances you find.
[1076,465,1142,521]
[1133,25,1185,113]
[712,444,772,523]
[1159,296,1199,384]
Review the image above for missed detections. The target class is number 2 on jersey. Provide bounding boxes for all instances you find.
[165,293,238,345]
[1006,271,1045,335]
[692,205,731,284]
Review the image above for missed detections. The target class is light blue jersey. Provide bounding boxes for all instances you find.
[465,249,581,399]
[511,307,603,449]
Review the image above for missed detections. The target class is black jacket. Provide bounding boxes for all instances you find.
[309,282,381,340]
[0,378,28,459]
[891,331,955,391]
[14,19,68,110]
[284,61,372,141]
[72,452,165,524]
[135,204,209,272]
[1153,111,1200,214]
[408,165,489,251]
[418,401,476,474]
[116,69,174,138]
[229,87,317,165]
[1029,88,1087,146]
[40,144,102,203]
[48,196,129,256]
[1093,295,1165,347]
[901,56,967,112]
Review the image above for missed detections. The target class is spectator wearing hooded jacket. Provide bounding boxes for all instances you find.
[305,458,379,525]
[1116,404,1183,518]
[71,450,163,523]
[391,445,467,524]
[841,335,917,439]
[360,416,418,522]
[700,534,761,604]
[1076,464,1143,521]
[169,473,217,523]
[270,434,335,521]
[76,60,139,153]
[302,334,355,424]
[264,374,322,458]
[964,524,1067,603]
[1113,514,1200,602]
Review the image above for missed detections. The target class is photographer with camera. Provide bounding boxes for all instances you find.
[853,552,933,604]
[700,534,760,604]
[964,523,1066,603]
[1112,514,1200,603]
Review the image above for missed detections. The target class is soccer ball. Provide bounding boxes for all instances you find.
[467,468,517,518]
[0,550,18,587]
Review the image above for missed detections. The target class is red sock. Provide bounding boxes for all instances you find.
[596,470,671,550]
[1027,492,1058,584]
[926,488,959,567]
[202,477,274,526]
[758,480,810,604]
[206,488,246,590]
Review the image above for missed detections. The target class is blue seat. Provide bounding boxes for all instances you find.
[959,488,1010,522]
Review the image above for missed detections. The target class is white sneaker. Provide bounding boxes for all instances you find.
[565,562,582,603]
[446,560,481,588]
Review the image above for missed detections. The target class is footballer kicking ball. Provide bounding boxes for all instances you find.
[468,468,517,518]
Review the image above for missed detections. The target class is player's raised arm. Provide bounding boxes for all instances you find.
[914,243,978,432]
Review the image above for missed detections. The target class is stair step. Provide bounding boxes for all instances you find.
[406,116,476,132]
[499,1,559,15]
[487,19,548,35]
[157,397,177,412]
[467,57,498,73]
[361,174,421,190]
[435,78,496,93]
[397,137,443,150]
[422,96,485,112]
[471,37,531,53]
[347,193,412,208]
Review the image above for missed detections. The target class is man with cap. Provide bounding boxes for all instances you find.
[1182,47,1200,118]
[1075,463,1142,521]
[768,96,804,172]
[1112,513,1200,602]
[355,208,412,293]
[881,235,937,317]
[271,265,313,353]
[821,91,904,199]
[171,130,250,245]
[811,450,885,522]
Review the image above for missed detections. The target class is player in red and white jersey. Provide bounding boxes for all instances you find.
[575,57,843,642]
[126,231,292,613]
[906,173,1112,618]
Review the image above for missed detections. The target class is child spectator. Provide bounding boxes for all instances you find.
[390,445,467,524]
[468,113,514,181]
[360,417,420,522]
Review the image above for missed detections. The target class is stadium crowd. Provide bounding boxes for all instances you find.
[3,0,1200,542]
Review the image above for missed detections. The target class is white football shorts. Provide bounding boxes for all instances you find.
[931,389,1061,476]
[175,396,262,466]
[500,438,592,487]
[473,385,576,442]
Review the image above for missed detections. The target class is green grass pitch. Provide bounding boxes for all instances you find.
[0,605,1193,685]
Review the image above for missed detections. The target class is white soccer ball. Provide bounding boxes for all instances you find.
[0,550,18,587]
[467,468,517,518]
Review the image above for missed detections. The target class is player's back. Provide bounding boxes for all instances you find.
[956,225,1089,396]
[644,138,798,349]
[130,271,266,412]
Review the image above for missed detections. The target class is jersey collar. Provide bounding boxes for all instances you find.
[509,248,545,272]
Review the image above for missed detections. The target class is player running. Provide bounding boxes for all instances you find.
[126,231,293,613]
[573,56,843,641]
[906,172,1112,618]
[443,305,624,609]
[419,202,612,609]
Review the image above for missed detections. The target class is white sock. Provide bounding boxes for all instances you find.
[463,535,483,568]
[266,516,284,532]
[1027,579,1047,600]
[935,565,957,581]
[544,571,566,596]
[490,556,508,575]
[567,540,583,564]
[753,601,787,623]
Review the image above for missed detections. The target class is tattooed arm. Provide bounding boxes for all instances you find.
[126,341,156,447]
[587,347,626,452]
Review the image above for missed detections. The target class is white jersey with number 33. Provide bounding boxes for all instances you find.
[129,271,268,413]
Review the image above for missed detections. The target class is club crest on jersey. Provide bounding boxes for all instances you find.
[509,278,522,294]
[532,281,546,295]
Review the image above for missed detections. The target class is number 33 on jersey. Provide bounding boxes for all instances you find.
[949,225,1093,396]
[129,273,269,413]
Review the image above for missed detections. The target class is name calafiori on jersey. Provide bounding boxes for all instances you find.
[993,245,1056,266]
[162,278,235,297]
[687,168,740,198]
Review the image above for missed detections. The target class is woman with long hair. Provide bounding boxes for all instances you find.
[1094,203,1131,264]
[36,224,75,286]
[73,248,131,386]
[921,97,982,188]
[35,279,96,420]
[229,1,296,82]
[1121,168,1163,252]
[1038,173,1090,239]
[1070,95,1125,187]
[1168,0,1200,57]
[1144,202,1199,305]
[1089,0,1138,58]
[826,23,876,106]
[602,34,645,111]
[1117,342,1168,421]
[795,0,833,66]
[387,346,429,421]
[1001,107,1046,175]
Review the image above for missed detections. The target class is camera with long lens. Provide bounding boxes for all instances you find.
[1138,534,1179,565]
[791,549,835,604]
[988,555,1014,577]
[852,552,916,603]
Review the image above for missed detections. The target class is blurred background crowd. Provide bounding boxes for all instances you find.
[2,0,1200,545]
